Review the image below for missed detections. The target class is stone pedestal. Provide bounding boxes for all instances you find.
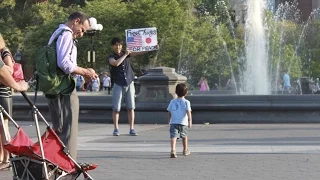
[136,67,187,102]
[134,67,186,123]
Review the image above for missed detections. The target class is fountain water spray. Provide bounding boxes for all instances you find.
[242,0,270,94]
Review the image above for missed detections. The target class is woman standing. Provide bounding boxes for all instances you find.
[198,77,210,91]
[0,34,14,170]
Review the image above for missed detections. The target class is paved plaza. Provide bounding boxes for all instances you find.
[1,122,320,180]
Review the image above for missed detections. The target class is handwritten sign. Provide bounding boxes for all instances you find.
[125,27,158,52]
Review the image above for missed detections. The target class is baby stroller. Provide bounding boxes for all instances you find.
[0,92,97,180]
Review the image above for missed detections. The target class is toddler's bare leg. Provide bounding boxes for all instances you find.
[171,138,177,151]
[182,136,188,151]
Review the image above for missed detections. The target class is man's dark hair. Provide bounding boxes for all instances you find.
[175,83,188,97]
[111,37,123,45]
[68,12,89,24]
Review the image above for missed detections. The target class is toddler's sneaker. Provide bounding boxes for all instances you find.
[113,129,120,136]
[170,150,177,158]
[129,129,138,136]
[183,149,191,156]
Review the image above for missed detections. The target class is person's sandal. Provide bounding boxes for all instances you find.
[170,150,177,158]
[0,162,11,170]
[183,150,191,156]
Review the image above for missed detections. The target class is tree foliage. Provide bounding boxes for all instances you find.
[0,0,318,89]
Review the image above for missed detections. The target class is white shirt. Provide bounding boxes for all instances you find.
[103,76,111,87]
[92,78,100,88]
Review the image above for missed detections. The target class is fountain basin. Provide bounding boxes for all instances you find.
[12,93,320,124]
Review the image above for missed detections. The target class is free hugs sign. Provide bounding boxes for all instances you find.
[125,27,158,52]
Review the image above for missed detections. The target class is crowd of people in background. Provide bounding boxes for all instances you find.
[73,70,320,95]
[75,72,111,94]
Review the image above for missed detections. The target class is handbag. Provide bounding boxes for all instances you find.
[12,62,24,82]
[0,48,24,82]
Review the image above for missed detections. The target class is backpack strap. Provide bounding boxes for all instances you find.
[49,29,75,62]
[48,29,72,46]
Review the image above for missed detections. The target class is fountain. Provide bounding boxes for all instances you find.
[205,0,320,95]
[242,0,270,95]
[12,0,320,124]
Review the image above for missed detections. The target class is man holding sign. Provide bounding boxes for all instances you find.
[108,35,157,136]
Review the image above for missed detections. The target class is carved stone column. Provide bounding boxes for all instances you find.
[134,67,187,123]
[136,67,187,102]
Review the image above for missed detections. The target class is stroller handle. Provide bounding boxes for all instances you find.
[20,91,51,127]
[21,91,35,107]
[20,91,34,107]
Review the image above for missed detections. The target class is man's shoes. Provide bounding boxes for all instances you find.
[113,129,120,136]
[129,129,138,136]
[170,150,177,158]
[183,149,191,156]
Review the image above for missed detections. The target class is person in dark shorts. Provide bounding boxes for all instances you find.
[167,83,192,158]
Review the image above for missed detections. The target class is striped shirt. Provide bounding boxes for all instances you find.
[0,48,13,97]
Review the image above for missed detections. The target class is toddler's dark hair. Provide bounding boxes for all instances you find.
[175,83,188,97]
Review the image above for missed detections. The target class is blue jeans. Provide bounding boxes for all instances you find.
[112,82,135,112]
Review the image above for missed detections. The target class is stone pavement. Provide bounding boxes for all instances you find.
[1,122,320,180]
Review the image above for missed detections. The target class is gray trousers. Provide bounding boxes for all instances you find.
[48,89,79,159]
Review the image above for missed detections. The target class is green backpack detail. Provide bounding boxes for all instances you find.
[36,30,75,96]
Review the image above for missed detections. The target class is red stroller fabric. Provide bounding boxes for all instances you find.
[4,127,77,173]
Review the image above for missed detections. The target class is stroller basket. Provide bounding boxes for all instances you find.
[12,156,60,180]
[0,92,96,180]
